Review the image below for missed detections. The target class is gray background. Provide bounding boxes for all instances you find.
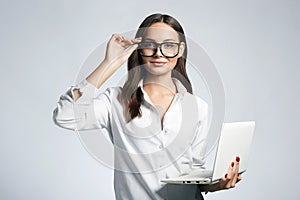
[1,0,299,199]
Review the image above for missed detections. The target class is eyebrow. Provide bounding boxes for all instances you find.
[143,38,177,42]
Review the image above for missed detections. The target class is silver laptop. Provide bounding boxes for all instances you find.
[160,121,255,185]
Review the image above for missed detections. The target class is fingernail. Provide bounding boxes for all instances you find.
[236,156,240,162]
[225,173,228,178]
[231,162,234,167]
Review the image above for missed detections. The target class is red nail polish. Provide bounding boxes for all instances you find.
[236,156,240,162]
[225,173,228,178]
[231,162,234,167]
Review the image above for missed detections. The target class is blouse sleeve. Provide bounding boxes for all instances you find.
[190,100,209,169]
[52,79,112,132]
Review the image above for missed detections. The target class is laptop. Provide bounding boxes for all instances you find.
[160,121,255,185]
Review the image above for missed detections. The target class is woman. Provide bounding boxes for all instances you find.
[53,13,241,200]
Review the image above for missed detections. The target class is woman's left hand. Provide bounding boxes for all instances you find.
[201,156,242,193]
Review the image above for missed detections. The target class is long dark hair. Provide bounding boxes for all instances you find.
[121,13,192,121]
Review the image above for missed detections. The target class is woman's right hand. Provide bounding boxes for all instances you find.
[83,34,142,91]
[104,34,142,67]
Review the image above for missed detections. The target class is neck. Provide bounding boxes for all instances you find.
[143,72,177,95]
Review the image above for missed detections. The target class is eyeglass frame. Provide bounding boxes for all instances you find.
[137,41,182,58]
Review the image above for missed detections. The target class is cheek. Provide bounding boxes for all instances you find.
[168,58,178,68]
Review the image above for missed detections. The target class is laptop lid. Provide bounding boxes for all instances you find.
[211,121,255,182]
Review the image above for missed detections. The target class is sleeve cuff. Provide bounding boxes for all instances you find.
[68,79,98,104]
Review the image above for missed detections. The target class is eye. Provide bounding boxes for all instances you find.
[163,42,177,49]
[141,42,156,48]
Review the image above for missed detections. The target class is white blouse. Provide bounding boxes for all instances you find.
[53,77,209,200]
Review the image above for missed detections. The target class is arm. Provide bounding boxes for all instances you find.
[53,34,142,130]
[52,79,111,131]
[74,34,142,101]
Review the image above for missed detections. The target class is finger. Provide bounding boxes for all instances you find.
[131,37,142,43]
[124,43,138,53]
[118,43,138,60]
[231,157,240,187]
[111,34,128,46]
[110,34,141,50]
[122,37,142,48]
[111,34,122,41]
[107,34,124,47]
[120,36,132,46]
[219,173,230,189]
[234,156,240,183]
[224,161,235,189]
[121,36,135,48]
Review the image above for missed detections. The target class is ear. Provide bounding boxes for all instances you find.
[177,42,185,58]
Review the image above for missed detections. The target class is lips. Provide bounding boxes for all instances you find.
[150,61,167,66]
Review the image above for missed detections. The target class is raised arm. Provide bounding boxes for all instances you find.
[74,34,142,101]
[53,34,142,131]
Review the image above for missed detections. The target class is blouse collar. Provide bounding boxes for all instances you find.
[137,77,187,106]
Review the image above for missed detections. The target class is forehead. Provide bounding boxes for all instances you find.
[144,22,179,41]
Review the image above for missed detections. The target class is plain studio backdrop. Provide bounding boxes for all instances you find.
[0,0,299,199]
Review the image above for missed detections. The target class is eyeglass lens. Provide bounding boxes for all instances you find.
[138,42,180,58]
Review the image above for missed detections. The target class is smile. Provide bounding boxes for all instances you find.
[150,61,167,66]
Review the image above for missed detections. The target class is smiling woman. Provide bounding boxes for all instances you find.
[133,23,186,123]
[52,13,241,200]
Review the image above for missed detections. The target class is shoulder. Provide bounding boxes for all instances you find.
[182,92,208,119]
[195,95,208,111]
[95,86,123,101]
[182,92,208,109]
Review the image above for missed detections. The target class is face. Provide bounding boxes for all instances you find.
[139,22,185,77]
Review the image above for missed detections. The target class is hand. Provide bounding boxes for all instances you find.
[217,156,242,190]
[201,156,242,193]
[104,34,142,66]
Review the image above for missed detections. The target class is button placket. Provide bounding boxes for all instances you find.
[161,128,169,149]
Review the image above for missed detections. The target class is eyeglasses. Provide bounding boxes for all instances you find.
[137,42,181,58]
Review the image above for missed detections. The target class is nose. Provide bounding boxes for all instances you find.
[154,45,164,57]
